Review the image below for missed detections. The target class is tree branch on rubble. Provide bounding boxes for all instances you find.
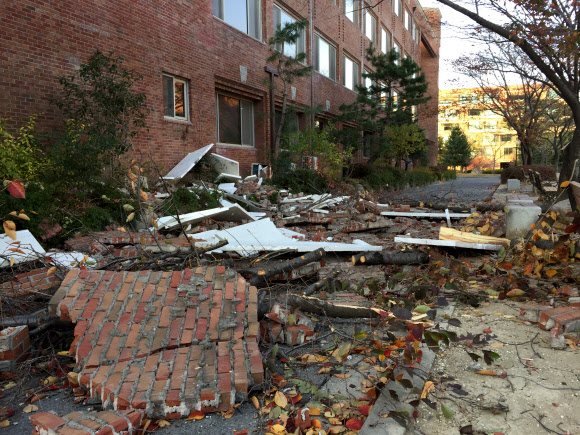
[303,267,341,296]
[238,248,326,286]
[286,294,383,319]
[352,250,429,266]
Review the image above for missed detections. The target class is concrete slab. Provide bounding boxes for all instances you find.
[162,144,214,180]
[507,178,521,192]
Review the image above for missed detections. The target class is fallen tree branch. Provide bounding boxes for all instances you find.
[286,294,383,318]
[303,267,341,296]
[238,248,326,286]
[351,251,429,266]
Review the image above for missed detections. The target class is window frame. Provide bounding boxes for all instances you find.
[273,4,306,58]
[163,74,189,121]
[212,0,262,40]
[393,0,402,19]
[393,41,402,65]
[343,54,360,91]
[216,93,255,147]
[365,9,377,43]
[314,33,337,81]
[380,26,391,53]
[413,20,420,43]
[404,8,412,31]
[344,0,360,27]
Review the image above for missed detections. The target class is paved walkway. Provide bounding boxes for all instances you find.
[382,176,501,206]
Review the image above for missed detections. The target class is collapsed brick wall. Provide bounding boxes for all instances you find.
[0,267,63,295]
[0,325,31,372]
[50,267,263,418]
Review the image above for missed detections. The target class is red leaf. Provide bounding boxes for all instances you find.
[345,418,364,430]
[565,224,579,234]
[483,327,491,333]
[8,181,25,199]
[413,410,419,419]
[357,405,371,416]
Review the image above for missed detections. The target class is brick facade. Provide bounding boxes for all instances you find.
[1,0,441,175]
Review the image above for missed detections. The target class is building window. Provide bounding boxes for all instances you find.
[501,134,513,142]
[392,90,398,109]
[469,109,481,117]
[344,0,360,26]
[314,34,337,80]
[163,75,188,120]
[381,27,391,53]
[365,10,376,43]
[343,55,359,91]
[503,147,514,155]
[213,0,261,40]
[393,41,401,64]
[273,5,305,57]
[413,20,420,43]
[393,0,402,18]
[405,9,412,31]
[364,70,373,89]
[216,94,254,146]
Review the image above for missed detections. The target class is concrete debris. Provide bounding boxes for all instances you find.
[0,230,46,267]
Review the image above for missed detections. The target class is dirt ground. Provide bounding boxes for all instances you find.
[413,300,580,435]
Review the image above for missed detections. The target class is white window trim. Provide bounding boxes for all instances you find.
[163,74,189,121]
[216,94,255,147]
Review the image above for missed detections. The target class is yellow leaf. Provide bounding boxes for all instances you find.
[269,424,287,435]
[328,426,346,434]
[545,269,557,278]
[67,372,79,385]
[476,370,497,376]
[57,351,71,356]
[550,211,557,220]
[17,213,30,221]
[318,367,331,374]
[506,289,525,297]
[117,227,126,233]
[126,212,135,223]
[23,404,38,413]
[0,420,9,428]
[4,382,16,389]
[421,380,434,398]
[127,171,138,182]
[274,391,288,408]
[251,396,260,409]
[140,190,148,201]
[157,419,171,428]
[561,180,570,188]
[3,220,17,241]
[490,343,504,348]
[309,407,321,416]
[419,202,424,207]
[9,257,14,267]
[43,376,59,385]
[46,266,57,277]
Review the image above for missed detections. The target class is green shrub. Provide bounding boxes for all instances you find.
[500,165,556,184]
[162,187,221,215]
[272,167,329,194]
[0,115,49,181]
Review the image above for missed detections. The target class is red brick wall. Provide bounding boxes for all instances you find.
[0,0,440,176]
[0,267,63,294]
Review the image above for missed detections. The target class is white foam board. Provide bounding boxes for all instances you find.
[156,204,255,230]
[0,230,46,267]
[394,236,502,251]
[162,144,214,180]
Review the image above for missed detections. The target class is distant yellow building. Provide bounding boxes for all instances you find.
[438,88,518,169]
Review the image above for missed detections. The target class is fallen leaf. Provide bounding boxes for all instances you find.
[333,374,351,380]
[126,212,135,222]
[318,367,331,374]
[3,382,16,390]
[46,266,57,277]
[23,404,38,413]
[274,391,288,408]
[2,221,16,241]
[345,418,364,430]
[8,180,25,198]
[0,420,9,428]
[483,327,492,334]
[506,289,525,298]
[441,404,454,419]
[251,396,260,409]
[561,180,570,188]
[421,381,435,398]
[545,269,557,278]
[476,370,497,376]
[309,408,321,416]
[490,343,504,348]
[310,419,322,428]
[157,419,170,428]
[187,410,205,420]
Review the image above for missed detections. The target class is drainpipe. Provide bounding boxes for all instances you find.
[265,66,279,157]
[310,0,314,128]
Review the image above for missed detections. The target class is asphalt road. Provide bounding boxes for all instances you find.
[381,175,501,206]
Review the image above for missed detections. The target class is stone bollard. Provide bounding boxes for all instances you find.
[507,178,521,192]
[506,202,541,239]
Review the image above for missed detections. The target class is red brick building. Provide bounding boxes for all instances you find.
[1,1,441,176]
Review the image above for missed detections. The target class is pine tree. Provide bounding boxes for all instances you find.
[336,46,430,162]
[442,126,473,171]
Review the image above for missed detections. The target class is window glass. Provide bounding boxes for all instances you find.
[163,75,188,120]
[343,56,358,90]
[393,41,401,64]
[344,0,359,26]
[218,95,242,144]
[381,28,390,53]
[314,35,336,80]
[273,5,305,57]
[365,11,376,42]
[213,0,261,39]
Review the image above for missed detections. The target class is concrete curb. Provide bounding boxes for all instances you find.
[359,302,456,435]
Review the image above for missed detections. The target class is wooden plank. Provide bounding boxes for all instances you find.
[395,236,503,251]
[439,227,510,246]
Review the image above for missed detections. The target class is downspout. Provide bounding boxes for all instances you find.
[265,66,279,159]
[310,0,314,128]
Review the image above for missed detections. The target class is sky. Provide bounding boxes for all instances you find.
[419,0,485,90]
